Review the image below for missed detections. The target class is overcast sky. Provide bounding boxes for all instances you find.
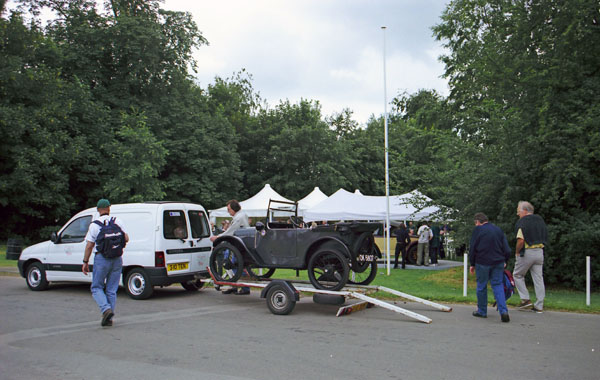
[164,0,450,125]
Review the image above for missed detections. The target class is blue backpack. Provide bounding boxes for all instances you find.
[94,217,126,258]
[494,270,515,308]
[503,269,516,300]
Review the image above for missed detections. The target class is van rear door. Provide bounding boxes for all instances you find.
[160,209,194,275]
[159,206,211,276]
[186,207,212,273]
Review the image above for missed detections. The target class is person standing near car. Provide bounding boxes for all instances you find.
[210,199,250,295]
[82,199,129,327]
[513,201,548,313]
[469,212,511,322]
[393,223,411,269]
[416,222,432,266]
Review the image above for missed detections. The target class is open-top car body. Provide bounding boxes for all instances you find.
[209,200,381,291]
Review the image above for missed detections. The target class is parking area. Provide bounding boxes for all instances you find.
[1,275,598,380]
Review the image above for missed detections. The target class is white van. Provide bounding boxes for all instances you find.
[18,202,213,299]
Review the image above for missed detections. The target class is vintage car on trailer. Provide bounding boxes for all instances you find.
[209,200,381,291]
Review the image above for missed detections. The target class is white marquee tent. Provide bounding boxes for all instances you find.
[209,183,294,220]
[302,189,442,222]
[297,187,328,214]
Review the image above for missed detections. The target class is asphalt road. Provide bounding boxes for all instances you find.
[1,276,598,380]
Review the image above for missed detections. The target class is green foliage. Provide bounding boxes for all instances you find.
[1,0,598,290]
[103,110,167,202]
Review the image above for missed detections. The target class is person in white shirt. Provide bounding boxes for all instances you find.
[82,199,129,327]
[416,222,433,266]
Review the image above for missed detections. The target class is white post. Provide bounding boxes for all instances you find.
[382,26,391,276]
[463,253,468,297]
[586,256,591,306]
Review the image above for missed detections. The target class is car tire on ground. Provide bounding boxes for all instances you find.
[125,268,154,300]
[26,262,49,291]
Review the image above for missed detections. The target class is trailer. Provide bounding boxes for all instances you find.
[205,268,452,324]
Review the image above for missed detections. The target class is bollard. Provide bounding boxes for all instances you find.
[463,253,468,297]
[587,256,591,306]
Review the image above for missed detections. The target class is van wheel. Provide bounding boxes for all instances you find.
[181,279,204,291]
[26,262,48,291]
[125,268,153,300]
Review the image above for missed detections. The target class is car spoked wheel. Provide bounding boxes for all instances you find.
[308,249,349,291]
[349,260,377,285]
[349,245,379,285]
[209,242,244,282]
[246,265,276,280]
[351,232,375,273]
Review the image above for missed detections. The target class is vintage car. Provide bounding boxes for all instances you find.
[209,200,381,291]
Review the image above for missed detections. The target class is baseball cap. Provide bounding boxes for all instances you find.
[97,199,111,208]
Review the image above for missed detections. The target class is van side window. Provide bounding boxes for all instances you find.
[189,210,210,238]
[60,216,92,243]
[164,211,188,239]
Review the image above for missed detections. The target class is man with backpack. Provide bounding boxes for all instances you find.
[82,199,129,327]
[469,213,512,323]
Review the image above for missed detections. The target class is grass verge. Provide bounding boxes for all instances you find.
[272,267,600,314]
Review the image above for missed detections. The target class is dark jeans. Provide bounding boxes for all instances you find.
[430,245,440,264]
[394,244,407,268]
[475,262,508,316]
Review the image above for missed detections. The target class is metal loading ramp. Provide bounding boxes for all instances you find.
[205,268,452,323]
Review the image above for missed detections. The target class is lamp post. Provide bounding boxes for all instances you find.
[382,26,391,275]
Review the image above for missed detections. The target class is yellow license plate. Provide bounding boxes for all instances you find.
[167,262,189,271]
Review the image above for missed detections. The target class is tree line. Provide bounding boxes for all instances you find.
[1,0,598,287]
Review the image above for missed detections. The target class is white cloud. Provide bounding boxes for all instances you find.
[165,1,451,124]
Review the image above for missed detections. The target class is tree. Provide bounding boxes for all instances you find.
[433,0,600,286]
[103,110,167,202]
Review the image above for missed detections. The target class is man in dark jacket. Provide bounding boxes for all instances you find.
[393,223,411,269]
[513,201,548,313]
[469,213,511,322]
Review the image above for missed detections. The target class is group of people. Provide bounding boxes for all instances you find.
[81,197,547,327]
[469,200,547,323]
[393,221,444,269]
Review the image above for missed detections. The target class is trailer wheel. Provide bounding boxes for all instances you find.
[266,284,296,315]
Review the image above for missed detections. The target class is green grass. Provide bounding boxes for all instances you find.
[1,243,596,313]
[272,267,600,314]
[0,246,18,267]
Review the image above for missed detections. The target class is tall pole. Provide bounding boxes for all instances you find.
[382,26,391,276]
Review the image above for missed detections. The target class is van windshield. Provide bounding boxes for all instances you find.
[189,210,210,238]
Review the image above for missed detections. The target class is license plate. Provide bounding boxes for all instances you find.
[167,262,189,271]
[357,254,374,262]
[336,301,373,317]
